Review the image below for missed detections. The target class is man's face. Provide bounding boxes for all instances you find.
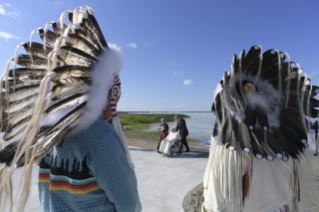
[161,119,165,124]
[175,117,179,121]
[171,128,176,133]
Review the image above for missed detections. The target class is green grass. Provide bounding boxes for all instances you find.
[117,113,196,142]
[118,114,190,131]
[186,137,196,142]
[117,113,197,142]
[144,130,161,136]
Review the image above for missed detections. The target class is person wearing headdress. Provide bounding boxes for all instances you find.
[0,6,141,212]
[201,46,319,212]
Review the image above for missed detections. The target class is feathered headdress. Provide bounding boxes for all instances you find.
[0,6,134,211]
[206,45,319,211]
[212,45,318,160]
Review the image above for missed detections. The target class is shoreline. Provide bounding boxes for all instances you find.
[123,129,209,158]
[118,113,212,143]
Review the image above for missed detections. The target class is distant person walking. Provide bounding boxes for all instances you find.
[175,115,190,152]
[313,121,318,156]
[157,118,169,151]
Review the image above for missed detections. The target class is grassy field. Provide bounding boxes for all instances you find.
[118,114,189,130]
[118,113,196,142]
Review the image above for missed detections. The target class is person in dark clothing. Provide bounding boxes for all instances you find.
[312,121,318,156]
[157,118,169,151]
[175,115,190,152]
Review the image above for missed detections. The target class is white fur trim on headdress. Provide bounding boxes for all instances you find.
[75,43,124,132]
[40,44,124,132]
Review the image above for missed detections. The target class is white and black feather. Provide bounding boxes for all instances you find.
[212,46,319,161]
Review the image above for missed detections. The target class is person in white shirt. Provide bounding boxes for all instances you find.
[159,128,180,155]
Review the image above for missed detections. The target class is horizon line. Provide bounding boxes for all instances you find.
[117,111,212,113]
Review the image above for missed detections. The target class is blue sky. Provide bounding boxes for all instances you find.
[0,0,318,111]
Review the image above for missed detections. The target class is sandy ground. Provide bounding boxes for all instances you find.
[129,146,207,212]
[124,130,209,211]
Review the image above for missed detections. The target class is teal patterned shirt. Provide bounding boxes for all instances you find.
[38,117,142,212]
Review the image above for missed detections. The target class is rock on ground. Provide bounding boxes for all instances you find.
[182,183,204,212]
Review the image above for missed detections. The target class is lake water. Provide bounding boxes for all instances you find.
[142,112,215,142]
[139,112,317,150]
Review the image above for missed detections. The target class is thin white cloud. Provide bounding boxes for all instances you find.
[169,63,176,66]
[143,43,148,47]
[309,72,319,79]
[0,3,19,17]
[0,6,5,15]
[127,43,137,49]
[175,105,184,108]
[7,11,18,16]
[54,2,63,6]
[173,70,183,76]
[0,31,21,41]
[184,80,193,86]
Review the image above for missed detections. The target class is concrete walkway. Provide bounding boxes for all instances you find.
[130,146,207,212]
[8,146,207,212]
